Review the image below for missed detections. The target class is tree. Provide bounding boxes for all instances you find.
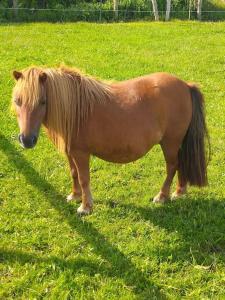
[197,0,202,20]
[13,0,18,16]
[113,0,118,19]
[151,0,159,21]
[165,0,171,21]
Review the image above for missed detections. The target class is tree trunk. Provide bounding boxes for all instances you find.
[113,0,118,19]
[188,0,191,20]
[12,0,18,17]
[197,0,202,20]
[151,0,159,21]
[165,0,171,21]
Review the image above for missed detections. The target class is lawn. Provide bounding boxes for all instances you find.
[0,21,225,299]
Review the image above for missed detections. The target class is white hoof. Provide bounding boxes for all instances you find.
[171,192,179,200]
[77,204,92,215]
[66,193,81,203]
[171,191,186,200]
[153,193,169,204]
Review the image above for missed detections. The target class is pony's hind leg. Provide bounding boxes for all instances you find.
[171,169,187,199]
[153,140,179,204]
[66,154,82,202]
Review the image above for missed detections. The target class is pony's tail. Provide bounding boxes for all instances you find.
[178,83,210,187]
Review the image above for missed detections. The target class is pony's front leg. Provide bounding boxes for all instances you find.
[73,151,93,215]
[66,154,82,202]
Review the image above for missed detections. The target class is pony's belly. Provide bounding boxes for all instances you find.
[89,129,161,163]
[92,145,153,163]
[94,152,145,163]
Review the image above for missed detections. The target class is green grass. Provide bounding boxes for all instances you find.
[0,21,225,299]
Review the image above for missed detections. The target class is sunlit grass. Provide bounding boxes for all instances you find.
[0,21,225,299]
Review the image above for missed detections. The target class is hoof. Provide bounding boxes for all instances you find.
[153,192,169,204]
[171,191,186,200]
[77,204,92,216]
[66,193,81,203]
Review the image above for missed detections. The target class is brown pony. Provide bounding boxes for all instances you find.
[12,66,209,215]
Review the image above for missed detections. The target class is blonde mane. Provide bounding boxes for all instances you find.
[14,66,113,153]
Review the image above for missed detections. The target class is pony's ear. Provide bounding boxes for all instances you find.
[74,72,81,84]
[39,72,47,83]
[13,70,22,81]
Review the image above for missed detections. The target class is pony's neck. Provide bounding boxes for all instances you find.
[44,67,112,152]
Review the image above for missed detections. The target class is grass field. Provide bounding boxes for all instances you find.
[0,21,225,299]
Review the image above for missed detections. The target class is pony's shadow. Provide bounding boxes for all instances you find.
[0,134,164,299]
[118,196,225,266]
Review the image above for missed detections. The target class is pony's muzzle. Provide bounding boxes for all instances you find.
[18,133,37,149]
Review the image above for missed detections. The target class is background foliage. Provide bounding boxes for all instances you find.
[1,0,225,21]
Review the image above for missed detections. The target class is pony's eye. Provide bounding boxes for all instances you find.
[14,98,22,107]
[40,99,46,106]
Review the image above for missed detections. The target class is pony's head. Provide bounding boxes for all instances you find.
[12,67,47,149]
[12,65,112,152]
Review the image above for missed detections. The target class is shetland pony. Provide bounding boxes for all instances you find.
[12,66,209,215]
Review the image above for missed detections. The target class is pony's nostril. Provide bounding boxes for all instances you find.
[18,134,24,144]
[32,135,37,145]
